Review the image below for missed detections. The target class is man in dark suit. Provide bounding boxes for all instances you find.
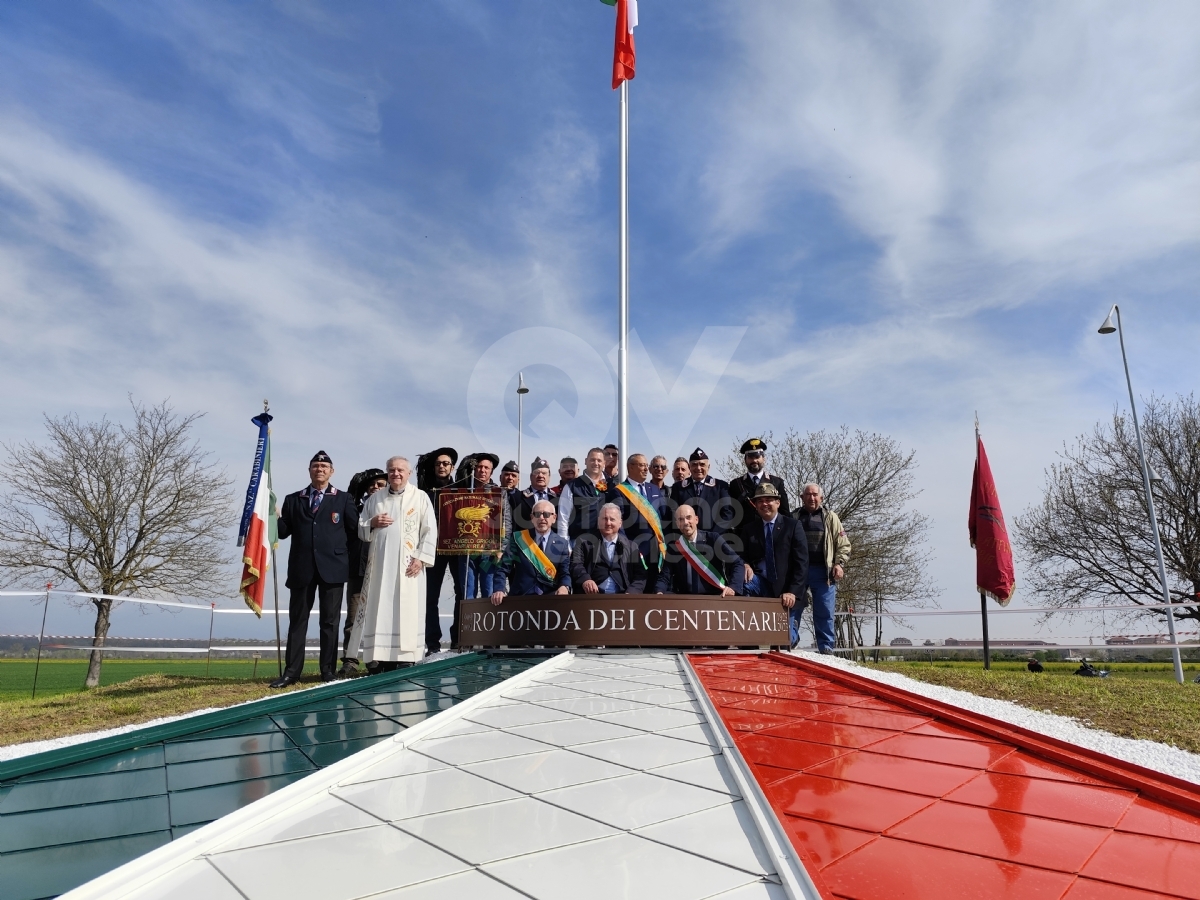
[339,466,387,677]
[511,457,557,532]
[741,482,809,647]
[670,447,735,533]
[728,437,792,535]
[656,502,745,595]
[272,451,360,687]
[570,502,648,594]
[608,452,670,591]
[490,500,572,600]
[416,446,461,655]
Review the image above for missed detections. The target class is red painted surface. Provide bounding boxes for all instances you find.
[689,653,1200,900]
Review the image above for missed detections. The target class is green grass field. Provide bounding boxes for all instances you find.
[868,659,1200,752]
[867,659,1200,682]
[0,657,324,701]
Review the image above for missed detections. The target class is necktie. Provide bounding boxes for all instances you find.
[638,482,646,497]
[309,490,321,515]
[765,521,777,588]
[538,536,547,552]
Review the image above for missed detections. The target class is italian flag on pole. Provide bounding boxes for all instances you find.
[237,412,277,617]
[601,0,637,89]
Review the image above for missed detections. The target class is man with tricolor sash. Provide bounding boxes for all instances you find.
[608,452,669,589]
[655,503,745,596]
[489,500,571,602]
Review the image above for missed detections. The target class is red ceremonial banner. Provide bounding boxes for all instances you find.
[969,435,1016,605]
[437,488,504,555]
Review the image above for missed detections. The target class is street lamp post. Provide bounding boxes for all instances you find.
[1098,305,1184,684]
[516,372,529,478]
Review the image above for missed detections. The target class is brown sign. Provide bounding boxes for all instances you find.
[458,594,790,648]
[437,488,504,555]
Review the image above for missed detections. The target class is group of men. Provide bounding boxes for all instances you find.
[267,439,849,688]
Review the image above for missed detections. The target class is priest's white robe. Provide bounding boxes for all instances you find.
[358,483,438,663]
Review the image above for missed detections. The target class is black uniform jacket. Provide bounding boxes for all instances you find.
[740,514,809,597]
[510,487,558,532]
[670,477,735,532]
[656,529,746,595]
[277,485,360,588]
[728,472,792,533]
[569,531,648,594]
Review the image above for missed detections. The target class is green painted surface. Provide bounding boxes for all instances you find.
[0,652,546,900]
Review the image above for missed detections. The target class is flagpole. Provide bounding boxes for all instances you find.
[617,79,629,483]
[976,414,991,671]
[270,547,283,678]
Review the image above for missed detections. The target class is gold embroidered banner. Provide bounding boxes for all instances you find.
[437,488,504,554]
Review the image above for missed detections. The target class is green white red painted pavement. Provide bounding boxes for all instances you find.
[17,649,1200,900]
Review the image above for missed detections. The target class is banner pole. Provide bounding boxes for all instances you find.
[206,602,215,676]
[271,547,283,678]
[980,590,991,670]
[975,417,990,671]
[617,79,629,482]
[31,583,51,699]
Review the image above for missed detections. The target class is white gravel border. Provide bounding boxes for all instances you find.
[790,650,1200,786]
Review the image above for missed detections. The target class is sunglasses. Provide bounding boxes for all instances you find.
[745,451,764,459]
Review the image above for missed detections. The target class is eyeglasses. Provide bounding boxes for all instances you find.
[531,511,555,518]
[745,451,764,459]
[650,464,667,470]
[435,460,453,467]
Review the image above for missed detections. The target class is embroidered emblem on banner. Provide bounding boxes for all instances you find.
[331,512,340,524]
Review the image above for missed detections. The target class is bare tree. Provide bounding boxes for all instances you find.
[0,400,235,687]
[1015,394,1200,628]
[722,427,938,655]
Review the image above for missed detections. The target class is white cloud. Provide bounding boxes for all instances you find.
[705,1,1200,306]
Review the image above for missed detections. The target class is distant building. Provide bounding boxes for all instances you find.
[889,637,913,647]
[1106,635,1170,645]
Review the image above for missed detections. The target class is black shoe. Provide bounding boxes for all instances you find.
[337,660,360,679]
[269,675,299,689]
[321,671,336,683]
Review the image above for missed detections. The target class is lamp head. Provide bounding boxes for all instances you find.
[517,371,529,395]
[1098,306,1117,335]
[1149,466,1163,485]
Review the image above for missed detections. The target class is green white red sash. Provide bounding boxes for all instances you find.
[676,537,725,589]
[616,481,666,559]
[515,529,556,583]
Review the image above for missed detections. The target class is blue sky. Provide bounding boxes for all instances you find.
[1,1,1198,644]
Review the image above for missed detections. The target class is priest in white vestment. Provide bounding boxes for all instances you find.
[358,456,438,667]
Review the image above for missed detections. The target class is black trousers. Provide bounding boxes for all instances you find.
[425,554,465,652]
[285,578,344,678]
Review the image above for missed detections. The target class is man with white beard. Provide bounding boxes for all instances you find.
[358,456,438,671]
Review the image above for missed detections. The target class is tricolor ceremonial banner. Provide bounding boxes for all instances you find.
[969,434,1016,606]
[237,413,277,616]
[437,488,505,555]
[602,0,637,89]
